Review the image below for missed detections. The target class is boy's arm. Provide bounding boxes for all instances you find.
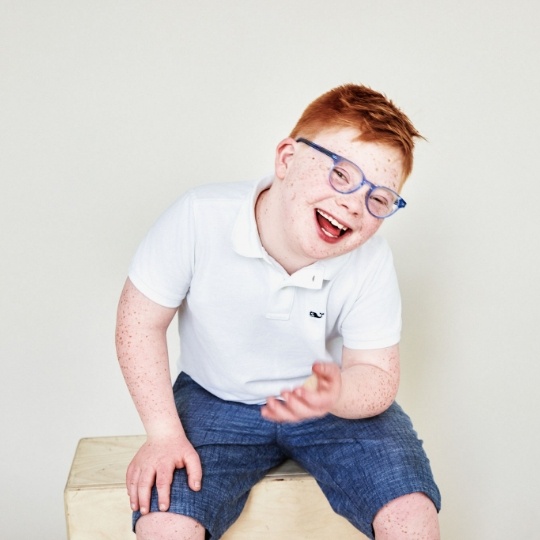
[115,278,202,515]
[331,344,400,418]
[261,344,400,422]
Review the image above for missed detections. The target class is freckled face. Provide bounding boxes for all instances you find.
[275,128,404,265]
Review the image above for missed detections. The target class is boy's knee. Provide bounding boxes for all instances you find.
[373,492,440,539]
[136,512,205,540]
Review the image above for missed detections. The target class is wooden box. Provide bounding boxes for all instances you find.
[65,436,366,539]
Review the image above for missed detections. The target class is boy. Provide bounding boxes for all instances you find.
[116,84,441,539]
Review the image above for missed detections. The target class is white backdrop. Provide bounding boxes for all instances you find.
[1,1,539,538]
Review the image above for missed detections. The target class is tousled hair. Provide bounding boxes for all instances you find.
[289,84,423,179]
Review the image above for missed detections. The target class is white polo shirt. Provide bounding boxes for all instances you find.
[129,177,401,404]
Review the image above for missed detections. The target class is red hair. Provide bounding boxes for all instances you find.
[289,84,423,179]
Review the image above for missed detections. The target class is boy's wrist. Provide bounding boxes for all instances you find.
[145,417,186,440]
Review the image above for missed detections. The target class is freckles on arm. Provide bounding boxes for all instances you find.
[331,345,400,419]
[115,279,182,436]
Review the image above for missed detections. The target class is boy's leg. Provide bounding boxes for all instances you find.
[280,402,441,540]
[373,492,440,539]
[132,373,286,539]
[136,513,204,540]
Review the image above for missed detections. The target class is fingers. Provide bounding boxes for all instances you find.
[282,390,314,418]
[155,465,174,511]
[261,396,293,422]
[262,392,313,423]
[137,466,157,515]
[126,462,156,514]
[262,363,342,423]
[183,448,203,492]
[125,441,203,515]
[127,463,142,512]
[312,361,340,386]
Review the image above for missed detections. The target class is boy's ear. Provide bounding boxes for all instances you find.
[274,138,296,180]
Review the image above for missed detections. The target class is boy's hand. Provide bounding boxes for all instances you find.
[261,362,341,423]
[126,433,202,515]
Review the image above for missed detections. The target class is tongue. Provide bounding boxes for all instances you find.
[316,212,341,237]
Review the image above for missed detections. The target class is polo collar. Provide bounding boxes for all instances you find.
[231,176,272,259]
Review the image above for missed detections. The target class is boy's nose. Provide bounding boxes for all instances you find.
[336,189,366,217]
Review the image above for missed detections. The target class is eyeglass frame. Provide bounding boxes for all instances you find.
[295,137,407,219]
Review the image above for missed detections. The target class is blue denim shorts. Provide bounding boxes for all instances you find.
[133,373,441,539]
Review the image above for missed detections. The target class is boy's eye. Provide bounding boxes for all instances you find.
[370,194,390,205]
[332,168,353,185]
[368,188,396,210]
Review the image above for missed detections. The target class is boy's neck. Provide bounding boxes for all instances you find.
[255,184,314,275]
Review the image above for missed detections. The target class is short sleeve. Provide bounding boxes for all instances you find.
[340,239,402,350]
[128,192,195,308]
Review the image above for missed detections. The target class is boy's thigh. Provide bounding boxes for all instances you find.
[133,372,287,538]
[281,402,441,539]
[172,372,279,447]
[134,441,286,538]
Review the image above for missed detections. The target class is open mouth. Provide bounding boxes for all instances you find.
[316,209,350,239]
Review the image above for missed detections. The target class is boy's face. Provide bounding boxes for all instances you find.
[272,127,404,267]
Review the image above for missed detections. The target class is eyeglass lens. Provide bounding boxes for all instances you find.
[329,161,399,218]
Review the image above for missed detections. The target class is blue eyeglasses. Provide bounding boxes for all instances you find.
[296,138,407,219]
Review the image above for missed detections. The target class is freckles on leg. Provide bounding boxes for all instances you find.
[136,513,205,540]
[372,492,440,540]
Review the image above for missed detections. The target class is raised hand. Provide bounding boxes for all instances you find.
[261,362,341,423]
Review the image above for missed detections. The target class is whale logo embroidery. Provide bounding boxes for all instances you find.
[309,311,325,319]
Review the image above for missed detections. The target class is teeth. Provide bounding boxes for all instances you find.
[320,228,338,238]
[317,209,348,231]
